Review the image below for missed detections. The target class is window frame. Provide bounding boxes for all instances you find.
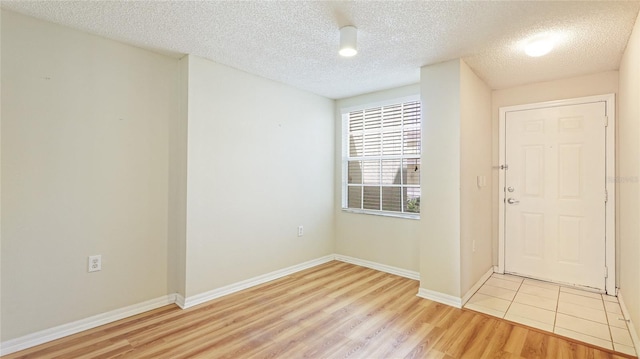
[341,95,421,219]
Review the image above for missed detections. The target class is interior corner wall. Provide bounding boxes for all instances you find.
[167,56,189,298]
[459,60,493,295]
[334,84,421,272]
[491,71,619,267]
[183,55,335,298]
[0,7,3,344]
[419,59,462,297]
[618,9,640,341]
[419,59,493,300]
[0,10,178,341]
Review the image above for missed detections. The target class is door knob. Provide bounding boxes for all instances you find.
[507,198,520,204]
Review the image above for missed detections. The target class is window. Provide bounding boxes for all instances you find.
[342,98,421,217]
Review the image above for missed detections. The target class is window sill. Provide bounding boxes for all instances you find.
[341,208,420,220]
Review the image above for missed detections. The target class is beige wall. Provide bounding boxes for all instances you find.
[1,10,178,341]
[0,12,336,342]
[618,10,640,342]
[167,56,189,297]
[419,59,493,299]
[419,59,463,297]
[459,61,493,295]
[3,4,636,349]
[183,55,335,297]
[0,8,3,344]
[491,71,619,266]
[0,11,336,343]
[337,61,493,298]
[334,84,420,272]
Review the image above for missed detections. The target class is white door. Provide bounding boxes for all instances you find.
[504,102,607,290]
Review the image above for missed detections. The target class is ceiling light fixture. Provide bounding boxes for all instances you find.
[524,36,554,57]
[339,26,358,57]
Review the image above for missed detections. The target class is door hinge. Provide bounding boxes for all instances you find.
[605,189,608,203]
[605,266,609,278]
[604,116,609,127]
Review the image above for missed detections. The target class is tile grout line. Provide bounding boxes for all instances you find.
[464,276,511,318]
[468,276,519,308]
[492,275,631,355]
[607,298,637,353]
[602,294,615,349]
[552,285,560,335]
[556,326,617,349]
[470,275,519,318]
[555,300,617,345]
[502,277,525,319]
[558,310,613,326]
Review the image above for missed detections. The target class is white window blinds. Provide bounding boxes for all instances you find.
[344,100,421,216]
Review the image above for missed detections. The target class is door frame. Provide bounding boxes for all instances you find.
[498,94,616,295]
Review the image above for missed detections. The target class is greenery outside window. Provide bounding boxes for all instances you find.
[342,97,421,218]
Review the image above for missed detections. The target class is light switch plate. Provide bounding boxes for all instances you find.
[477,175,486,188]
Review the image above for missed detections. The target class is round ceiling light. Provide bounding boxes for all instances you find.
[525,37,554,57]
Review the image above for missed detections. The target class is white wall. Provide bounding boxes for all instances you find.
[0,11,335,343]
[167,56,189,297]
[334,84,420,272]
[0,8,3,344]
[419,59,463,297]
[419,59,493,299]
[491,71,619,266]
[183,55,335,297]
[1,10,178,341]
[618,10,640,342]
[459,61,493,295]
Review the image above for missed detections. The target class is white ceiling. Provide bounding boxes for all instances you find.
[2,1,639,99]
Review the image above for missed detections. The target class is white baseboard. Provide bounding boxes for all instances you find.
[333,254,420,281]
[0,253,421,355]
[417,288,462,308]
[175,293,186,309]
[462,266,495,305]
[182,254,335,308]
[617,290,640,353]
[415,266,495,309]
[0,294,175,356]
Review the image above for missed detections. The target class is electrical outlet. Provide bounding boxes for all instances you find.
[88,255,102,272]
[298,225,304,237]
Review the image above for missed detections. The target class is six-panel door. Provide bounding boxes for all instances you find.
[505,102,607,290]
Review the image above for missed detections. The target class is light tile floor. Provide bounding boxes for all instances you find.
[465,273,637,357]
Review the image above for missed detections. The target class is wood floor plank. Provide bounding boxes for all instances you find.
[455,315,496,358]
[521,330,549,358]
[4,261,635,359]
[480,320,517,358]
[502,325,531,356]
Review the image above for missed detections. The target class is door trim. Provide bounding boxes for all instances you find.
[498,94,616,295]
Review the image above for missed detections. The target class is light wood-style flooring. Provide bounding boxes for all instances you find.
[4,261,634,358]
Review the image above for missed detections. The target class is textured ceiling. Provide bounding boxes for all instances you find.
[2,1,639,99]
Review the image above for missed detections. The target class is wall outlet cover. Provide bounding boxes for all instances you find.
[88,255,102,272]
